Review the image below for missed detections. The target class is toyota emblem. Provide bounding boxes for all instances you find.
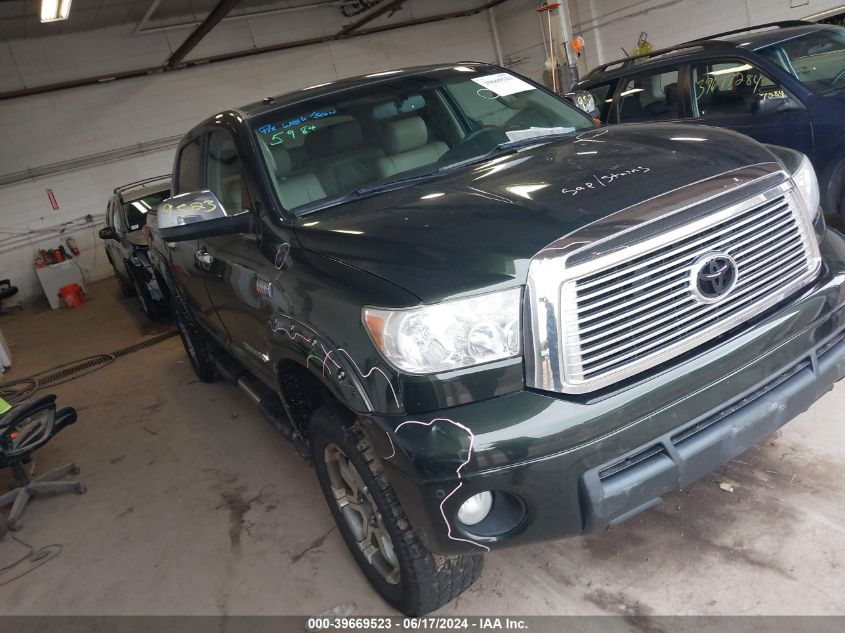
[691,253,738,303]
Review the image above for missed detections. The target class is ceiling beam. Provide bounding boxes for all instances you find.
[164,0,243,69]
[334,0,405,39]
[134,0,165,34]
[1,0,516,101]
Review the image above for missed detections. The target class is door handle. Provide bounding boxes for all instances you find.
[195,248,213,268]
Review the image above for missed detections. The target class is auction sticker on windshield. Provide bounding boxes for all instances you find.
[471,73,535,96]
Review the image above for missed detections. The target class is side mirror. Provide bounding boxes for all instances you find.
[753,91,802,115]
[566,90,600,119]
[98,226,118,241]
[157,191,252,242]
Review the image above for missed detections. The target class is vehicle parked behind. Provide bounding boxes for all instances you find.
[99,177,171,319]
[575,21,845,216]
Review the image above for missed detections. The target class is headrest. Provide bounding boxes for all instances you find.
[332,120,363,150]
[271,146,292,177]
[383,116,428,154]
[305,129,332,157]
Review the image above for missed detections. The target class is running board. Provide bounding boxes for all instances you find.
[211,354,310,459]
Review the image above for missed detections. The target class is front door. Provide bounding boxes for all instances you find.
[685,59,814,158]
[197,129,278,380]
[167,135,228,342]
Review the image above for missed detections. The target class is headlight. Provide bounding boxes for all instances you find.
[364,288,522,374]
[792,154,820,219]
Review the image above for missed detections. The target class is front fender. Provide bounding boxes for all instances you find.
[266,314,383,415]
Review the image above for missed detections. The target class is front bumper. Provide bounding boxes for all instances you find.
[368,229,845,555]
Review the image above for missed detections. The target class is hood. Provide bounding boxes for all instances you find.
[294,123,782,303]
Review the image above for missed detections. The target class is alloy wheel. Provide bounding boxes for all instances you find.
[324,443,400,585]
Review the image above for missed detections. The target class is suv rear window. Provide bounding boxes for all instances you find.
[124,190,170,232]
[617,68,680,122]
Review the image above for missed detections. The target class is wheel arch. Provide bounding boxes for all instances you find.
[822,149,845,217]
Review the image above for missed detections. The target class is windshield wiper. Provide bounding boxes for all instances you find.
[440,131,576,172]
[351,172,442,196]
[297,172,443,216]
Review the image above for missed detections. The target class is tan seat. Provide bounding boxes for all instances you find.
[317,120,385,195]
[265,145,327,210]
[375,116,448,179]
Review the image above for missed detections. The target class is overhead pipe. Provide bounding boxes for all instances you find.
[164,0,243,69]
[135,1,351,35]
[334,0,405,39]
[488,6,504,66]
[0,0,514,102]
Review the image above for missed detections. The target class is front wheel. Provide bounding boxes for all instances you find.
[310,405,484,615]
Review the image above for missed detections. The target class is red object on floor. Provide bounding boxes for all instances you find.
[59,284,84,309]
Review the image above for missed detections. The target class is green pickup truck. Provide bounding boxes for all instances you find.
[147,63,845,615]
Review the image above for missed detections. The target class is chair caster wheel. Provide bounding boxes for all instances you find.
[75,483,87,494]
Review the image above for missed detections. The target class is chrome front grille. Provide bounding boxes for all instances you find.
[525,169,822,394]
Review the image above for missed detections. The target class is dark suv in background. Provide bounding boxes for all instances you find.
[99,177,171,319]
[575,21,845,216]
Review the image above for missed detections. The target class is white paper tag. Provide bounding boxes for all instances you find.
[505,126,575,142]
[471,73,535,97]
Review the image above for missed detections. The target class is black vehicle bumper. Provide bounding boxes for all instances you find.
[370,229,845,555]
[580,323,845,532]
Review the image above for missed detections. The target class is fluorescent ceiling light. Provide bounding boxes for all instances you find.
[620,88,644,96]
[301,220,320,227]
[41,0,72,23]
[670,136,707,142]
[708,64,752,76]
[331,229,363,235]
[420,192,445,199]
[453,66,475,73]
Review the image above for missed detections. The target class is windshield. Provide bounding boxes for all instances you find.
[123,189,170,232]
[757,28,845,93]
[251,67,594,214]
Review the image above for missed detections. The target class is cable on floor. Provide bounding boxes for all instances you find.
[0,533,62,588]
[0,330,177,404]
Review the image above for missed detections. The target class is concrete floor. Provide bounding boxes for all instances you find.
[1,277,844,616]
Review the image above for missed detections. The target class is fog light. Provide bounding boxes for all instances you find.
[457,491,493,526]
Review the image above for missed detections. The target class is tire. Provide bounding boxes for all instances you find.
[172,291,216,383]
[311,404,484,615]
[831,160,845,220]
[112,262,135,298]
[127,264,167,321]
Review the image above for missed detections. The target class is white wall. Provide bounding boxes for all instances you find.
[492,0,550,83]
[572,0,845,70]
[0,0,498,304]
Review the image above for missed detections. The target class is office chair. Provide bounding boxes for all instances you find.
[0,395,84,536]
[0,279,20,315]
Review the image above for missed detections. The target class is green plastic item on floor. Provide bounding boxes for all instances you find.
[0,396,10,415]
